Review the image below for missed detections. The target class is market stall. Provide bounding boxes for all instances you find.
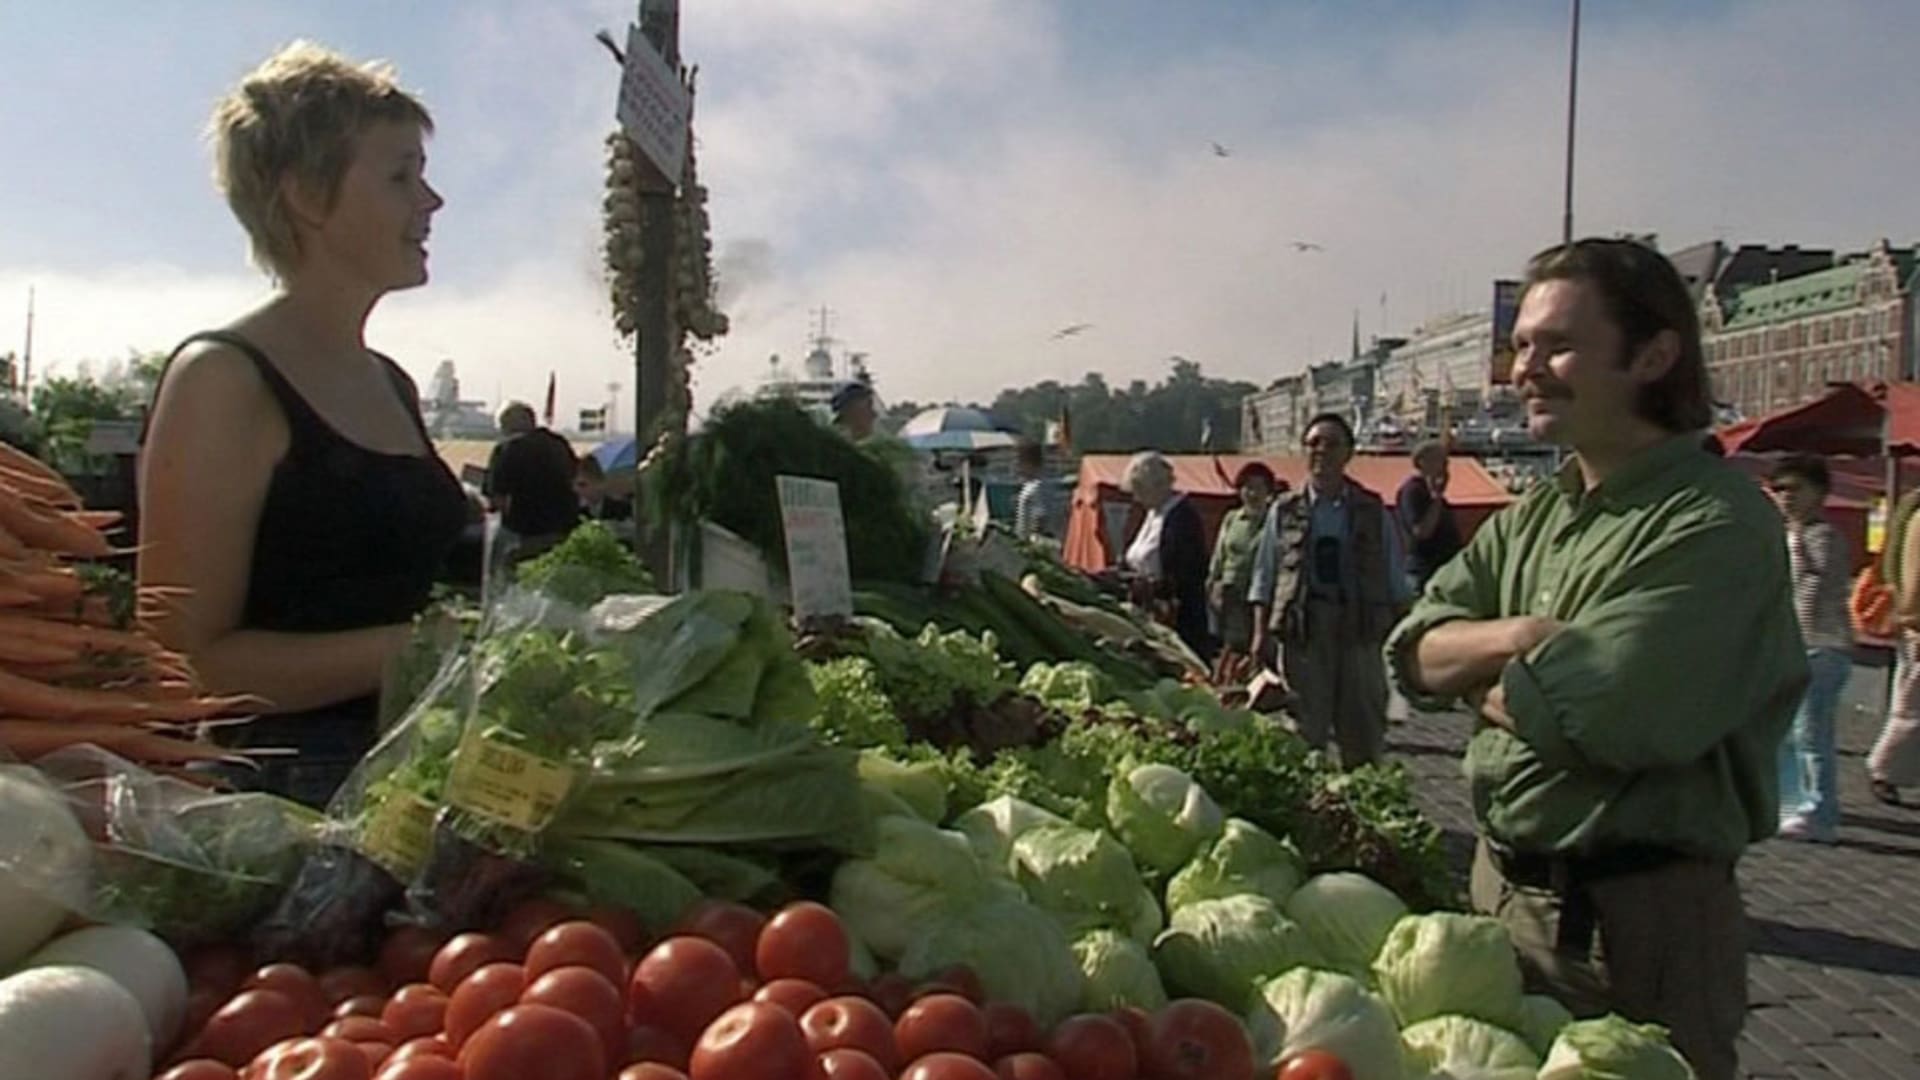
[1062,453,1513,575]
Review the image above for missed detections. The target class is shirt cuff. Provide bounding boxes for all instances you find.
[1500,656,1580,770]
[1383,604,1473,712]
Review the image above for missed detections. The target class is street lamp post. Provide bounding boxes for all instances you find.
[1561,0,1581,245]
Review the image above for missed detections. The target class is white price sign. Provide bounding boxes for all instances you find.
[776,476,854,619]
[616,23,692,184]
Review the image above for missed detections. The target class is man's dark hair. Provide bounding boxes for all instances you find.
[1770,452,1831,493]
[1523,237,1713,433]
[1017,440,1045,469]
[1303,412,1355,447]
[1231,461,1276,490]
[577,455,605,480]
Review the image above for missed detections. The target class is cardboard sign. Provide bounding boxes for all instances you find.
[617,23,692,185]
[776,476,853,618]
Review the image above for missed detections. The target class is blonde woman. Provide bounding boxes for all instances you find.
[1120,451,1212,659]
[139,43,468,805]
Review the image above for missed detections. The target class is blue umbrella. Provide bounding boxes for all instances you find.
[592,436,640,472]
[902,429,1020,452]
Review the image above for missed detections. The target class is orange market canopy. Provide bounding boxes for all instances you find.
[1062,453,1513,573]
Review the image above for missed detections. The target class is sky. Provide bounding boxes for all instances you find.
[2,0,1917,428]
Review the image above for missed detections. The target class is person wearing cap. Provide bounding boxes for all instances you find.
[831,380,878,441]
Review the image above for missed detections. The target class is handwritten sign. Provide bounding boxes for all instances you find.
[617,23,692,186]
[776,476,853,618]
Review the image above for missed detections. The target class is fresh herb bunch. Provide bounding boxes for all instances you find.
[646,398,928,583]
[516,520,654,605]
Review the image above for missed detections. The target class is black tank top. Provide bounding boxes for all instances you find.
[150,331,469,766]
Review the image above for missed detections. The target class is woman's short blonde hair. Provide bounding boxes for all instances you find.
[1122,451,1173,495]
[208,41,433,278]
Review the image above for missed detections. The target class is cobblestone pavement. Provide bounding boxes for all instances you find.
[1389,658,1920,1079]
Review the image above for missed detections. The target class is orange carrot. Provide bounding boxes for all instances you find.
[0,488,109,557]
[69,510,122,530]
[0,719,246,764]
[0,613,160,655]
[0,442,71,488]
[0,565,85,602]
[0,585,40,606]
[0,521,25,560]
[0,636,80,665]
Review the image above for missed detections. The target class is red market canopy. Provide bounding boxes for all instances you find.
[1714,381,1920,458]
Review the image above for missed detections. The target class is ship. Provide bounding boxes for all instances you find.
[756,307,874,416]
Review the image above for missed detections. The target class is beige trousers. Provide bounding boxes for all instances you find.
[1470,840,1748,1080]
[1279,597,1388,767]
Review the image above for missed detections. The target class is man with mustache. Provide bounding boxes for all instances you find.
[1385,238,1806,1080]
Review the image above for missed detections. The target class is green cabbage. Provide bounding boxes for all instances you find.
[899,896,1087,1026]
[1400,1015,1539,1079]
[1516,994,1575,1057]
[829,815,998,960]
[1107,763,1223,876]
[1011,824,1150,931]
[1073,929,1168,1011]
[1371,914,1524,1029]
[1020,662,1112,713]
[1285,872,1409,979]
[1165,818,1305,913]
[956,795,1069,872]
[1538,1016,1696,1079]
[1245,968,1405,1080]
[1152,894,1317,1010]
[857,752,947,824]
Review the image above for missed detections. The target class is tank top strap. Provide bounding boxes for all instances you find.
[142,330,329,449]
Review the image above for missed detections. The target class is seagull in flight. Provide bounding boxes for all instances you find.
[1051,323,1094,340]
[1210,141,1232,158]
[1290,240,1325,252]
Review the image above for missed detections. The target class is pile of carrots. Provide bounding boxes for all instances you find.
[0,441,256,774]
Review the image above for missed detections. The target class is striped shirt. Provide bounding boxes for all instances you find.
[1788,519,1853,650]
[1015,478,1066,540]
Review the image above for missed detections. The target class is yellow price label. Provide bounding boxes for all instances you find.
[359,793,437,877]
[445,729,576,832]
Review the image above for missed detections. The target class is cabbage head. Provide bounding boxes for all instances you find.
[899,895,1086,1026]
[1371,913,1523,1029]
[1245,968,1405,1080]
[1107,763,1223,876]
[1165,818,1305,914]
[1400,1015,1539,1079]
[955,795,1069,873]
[1020,662,1111,713]
[1011,824,1148,929]
[1152,894,1317,1009]
[1538,1016,1696,1079]
[1515,994,1575,1057]
[1072,929,1168,1011]
[1284,872,1409,979]
[829,815,999,960]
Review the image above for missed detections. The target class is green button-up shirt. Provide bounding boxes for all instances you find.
[1208,505,1265,592]
[1385,435,1808,862]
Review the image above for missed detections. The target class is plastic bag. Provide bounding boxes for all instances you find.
[23,746,323,949]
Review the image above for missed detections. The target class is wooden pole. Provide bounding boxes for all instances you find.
[635,0,682,581]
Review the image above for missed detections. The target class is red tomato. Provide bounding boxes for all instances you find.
[373,1057,465,1080]
[994,1053,1067,1080]
[1108,1007,1152,1055]
[458,1004,605,1080]
[378,928,447,988]
[351,1041,394,1071]
[500,896,578,953]
[618,1066,690,1080]
[381,984,450,1044]
[252,1036,372,1080]
[1276,1050,1356,1080]
[587,903,649,954]
[387,1036,454,1064]
[521,965,627,1063]
[671,900,767,974]
[194,989,311,1067]
[1046,1015,1137,1080]
[754,978,830,1017]
[244,964,331,1031]
[984,1003,1041,1058]
[445,964,528,1049]
[915,966,986,1006]
[815,1047,889,1080]
[799,996,899,1070]
[430,933,514,994]
[333,996,389,1020]
[321,1016,394,1044]
[628,1025,692,1070]
[185,945,251,997]
[1142,1000,1255,1080]
[628,936,743,1044]
[688,1002,810,1080]
[900,1053,1000,1080]
[182,986,226,1046]
[895,994,989,1062]
[754,902,851,989]
[158,1062,240,1080]
[318,968,392,1006]
[866,973,914,1020]
[525,920,627,987]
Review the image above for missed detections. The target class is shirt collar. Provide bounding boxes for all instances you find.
[1306,478,1348,505]
[1554,433,1705,505]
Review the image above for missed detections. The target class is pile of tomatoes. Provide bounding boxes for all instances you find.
[151,896,1340,1080]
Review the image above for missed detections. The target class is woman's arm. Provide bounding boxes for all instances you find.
[138,344,410,713]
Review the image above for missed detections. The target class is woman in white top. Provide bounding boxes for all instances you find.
[1121,451,1212,659]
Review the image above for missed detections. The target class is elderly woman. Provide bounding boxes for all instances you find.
[1208,462,1280,669]
[1121,451,1212,659]
[138,43,468,805]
